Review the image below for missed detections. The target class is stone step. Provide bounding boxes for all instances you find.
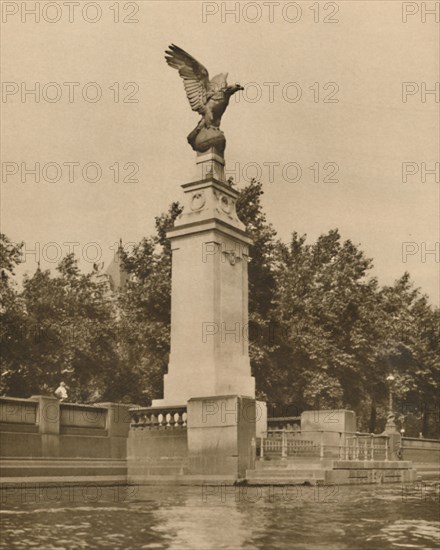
[127,474,240,485]
[1,475,127,486]
[417,470,440,480]
[128,466,189,476]
[0,466,127,477]
[128,457,187,464]
[245,474,324,486]
[256,460,333,470]
[0,459,127,479]
[413,463,440,471]
[255,462,332,471]
[247,468,326,479]
[0,458,126,466]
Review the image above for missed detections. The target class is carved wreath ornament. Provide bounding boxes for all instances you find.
[190,191,206,211]
[220,195,232,214]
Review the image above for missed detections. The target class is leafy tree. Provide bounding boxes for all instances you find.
[0,181,438,438]
[236,180,281,401]
[3,253,121,401]
[376,274,440,436]
[0,234,27,395]
[273,230,387,418]
[117,202,183,404]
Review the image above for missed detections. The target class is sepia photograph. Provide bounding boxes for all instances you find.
[0,1,439,549]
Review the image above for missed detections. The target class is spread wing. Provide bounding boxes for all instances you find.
[165,44,210,114]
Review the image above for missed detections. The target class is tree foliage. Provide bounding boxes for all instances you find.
[0,187,438,435]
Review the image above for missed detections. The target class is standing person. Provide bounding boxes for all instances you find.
[54,382,68,401]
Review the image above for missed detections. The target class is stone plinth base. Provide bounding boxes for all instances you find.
[256,400,267,438]
[246,459,417,485]
[328,460,417,484]
[301,410,356,448]
[195,148,225,182]
[187,396,256,479]
[128,426,188,461]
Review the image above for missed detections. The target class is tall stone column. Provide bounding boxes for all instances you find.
[153,149,255,407]
[151,149,257,480]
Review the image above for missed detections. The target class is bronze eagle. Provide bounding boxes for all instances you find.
[165,44,243,155]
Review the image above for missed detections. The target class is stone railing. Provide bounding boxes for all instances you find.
[0,396,131,458]
[260,429,390,461]
[0,396,111,431]
[401,436,440,463]
[345,433,389,461]
[267,416,301,430]
[129,406,187,429]
[0,396,38,425]
[60,402,107,430]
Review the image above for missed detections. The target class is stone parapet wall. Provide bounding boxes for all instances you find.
[0,396,131,460]
[401,437,440,463]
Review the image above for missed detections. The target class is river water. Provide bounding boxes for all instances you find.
[1,482,439,549]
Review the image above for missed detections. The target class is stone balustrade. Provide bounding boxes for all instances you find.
[260,429,390,461]
[0,396,38,425]
[0,396,131,459]
[346,434,389,461]
[401,436,440,463]
[130,406,187,429]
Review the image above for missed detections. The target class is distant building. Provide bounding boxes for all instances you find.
[105,248,129,291]
[92,241,130,291]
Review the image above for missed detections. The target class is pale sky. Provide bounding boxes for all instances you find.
[1,0,439,304]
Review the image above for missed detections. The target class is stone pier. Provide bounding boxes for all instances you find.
[153,150,255,406]
[128,149,257,483]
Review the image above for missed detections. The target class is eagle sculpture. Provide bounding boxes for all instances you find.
[165,44,244,155]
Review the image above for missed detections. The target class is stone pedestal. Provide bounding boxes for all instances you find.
[187,395,256,478]
[383,413,402,460]
[148,149,257,481]
[98,402,131,459]
[153,149,255,407]
[31,395,60,457]
[301,409,356,448]
[194,148,225,181]
[255,400,268,438]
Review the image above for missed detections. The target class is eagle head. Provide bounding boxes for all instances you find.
[225,83,244,96]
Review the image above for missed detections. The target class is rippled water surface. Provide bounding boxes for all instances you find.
[1,482,439,549]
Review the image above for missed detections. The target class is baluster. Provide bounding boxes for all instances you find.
[174,412,180,427]
[139,413,146,428]
[130,409,190,429]
[281,429,287,459]
[142,413,149,429]
[131,413,139,427]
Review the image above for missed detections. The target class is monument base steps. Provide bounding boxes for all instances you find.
[246,458,417,485]
[0,458,127,486]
